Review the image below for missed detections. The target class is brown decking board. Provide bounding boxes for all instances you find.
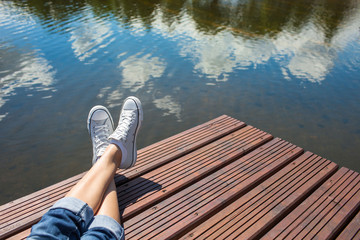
[337,210,360,239]
[1,115,360,239]
[179,152,338,240]
[262,167,360,240]
[124,138,303,239]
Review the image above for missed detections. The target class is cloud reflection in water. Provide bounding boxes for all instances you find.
[153,95,182,122]
[0,53,56,120]
[119,53,166,92]
[69,6,115,62]
[151,6,359,84]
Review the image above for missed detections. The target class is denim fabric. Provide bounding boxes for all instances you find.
[27,197,124,240]
[82,215,124,239]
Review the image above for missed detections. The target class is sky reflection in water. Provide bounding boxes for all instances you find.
[0,0,359,204]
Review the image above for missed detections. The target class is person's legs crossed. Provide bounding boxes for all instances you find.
[66,144,121,213]
[28,144,123,240]
[28,97,142,240]
[65,147,123,239]
[80,96,143,240]
[27,106,121,239]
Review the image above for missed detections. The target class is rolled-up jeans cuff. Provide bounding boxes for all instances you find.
[51,197,94,227]
[89,215,124,240]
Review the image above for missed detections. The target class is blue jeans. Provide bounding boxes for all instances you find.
[27,197,124,240]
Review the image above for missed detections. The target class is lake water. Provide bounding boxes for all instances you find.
[0,0,359,204]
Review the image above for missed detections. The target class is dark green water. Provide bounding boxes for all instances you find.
[0,0,359,204]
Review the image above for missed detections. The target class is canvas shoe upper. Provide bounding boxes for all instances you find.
[87,105,114,165]
[109,96,143,169]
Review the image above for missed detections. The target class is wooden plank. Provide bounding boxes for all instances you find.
[123,138,303,239]
[262,167,360,240]
[0,115,244,239]
[6,229,30,240]
[336,210,360,239]
[118,126,272,220]
[179,152,337,239]
[354,231,360,240]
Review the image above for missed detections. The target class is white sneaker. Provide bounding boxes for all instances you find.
[109,96,143,169]
[87,105,114,165]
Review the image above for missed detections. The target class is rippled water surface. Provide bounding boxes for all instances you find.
[0,0,360,204]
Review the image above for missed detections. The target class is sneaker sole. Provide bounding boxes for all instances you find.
[125,96,143,169]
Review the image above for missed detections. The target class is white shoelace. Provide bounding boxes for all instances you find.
[112,110,135,142]
[94,125,110,156]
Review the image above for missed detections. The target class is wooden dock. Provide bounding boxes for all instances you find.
[1,115,360,239]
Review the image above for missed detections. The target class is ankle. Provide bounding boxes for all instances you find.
[110,139,128,166]
[105,144,123,168]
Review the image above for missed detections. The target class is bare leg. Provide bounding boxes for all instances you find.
[96,179,121,224]
[66,144,122,213]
